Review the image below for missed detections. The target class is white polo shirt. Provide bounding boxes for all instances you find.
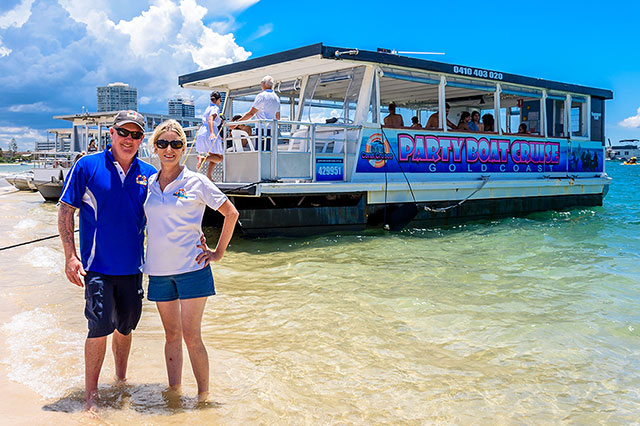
[143,166,228,276]
[252,89,280,129]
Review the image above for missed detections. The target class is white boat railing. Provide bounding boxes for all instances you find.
[31,150,82,169]
[220,119,362,183]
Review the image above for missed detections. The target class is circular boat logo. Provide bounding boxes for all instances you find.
[361,133,393,168]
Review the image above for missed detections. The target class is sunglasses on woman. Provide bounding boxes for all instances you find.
[155,139,184,149]
[114,127,144,139]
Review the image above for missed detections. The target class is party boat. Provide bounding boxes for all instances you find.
[178,43,612,236]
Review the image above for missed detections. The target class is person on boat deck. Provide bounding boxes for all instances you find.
[238,75,281,151]
[144,119,239,403]
[195,91,223,181]
[88,139,98,152]
[229,114,254,149]
[482,113,495,132]
[57,110,157,409]
[383,103,404,127]
[425,103,457,130]
[410,116,422,129]
[517,123,528,134]
[457,111,471,131]
[469,111,482,132]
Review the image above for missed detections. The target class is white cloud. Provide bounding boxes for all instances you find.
[198,0,259,16]
[619,107,640,128]
[0,0,35,29]
[8,102,52,113]
[53,0,251,102]
[0,42,9,56]
[246,23,272,42]
[0,0,257,140]
[0,125,46,151]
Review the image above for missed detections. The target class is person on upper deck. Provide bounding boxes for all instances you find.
[482,113,495,132]
[517,123,528,134]
[238,75,281,151]
[410,116,422,129]
[469,111,482,132]
[383,103,404,128]
[457,111,471,131]
[425,103,456,130]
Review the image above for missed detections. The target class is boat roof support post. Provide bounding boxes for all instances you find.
[294,75,310,122]
[565,94,571,138]
[586,96,591,140]
[222,89,232,120]
[541,91,548,138]
[439,75,446,132]
[84,125,89,152]
[353,65,375,125]
[495,83,502,135]
[289,96,295,121]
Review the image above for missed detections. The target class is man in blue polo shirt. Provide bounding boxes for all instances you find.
[58,110,156,408]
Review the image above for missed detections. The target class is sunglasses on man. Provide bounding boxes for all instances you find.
[114,127,144,140]
[155,139,184,149]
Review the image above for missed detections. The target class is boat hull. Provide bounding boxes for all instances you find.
[207,189,606,237]
[4,175,37,191]
[35,181,63,201]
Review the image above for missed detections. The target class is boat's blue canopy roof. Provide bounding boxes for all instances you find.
[179,43,613,100]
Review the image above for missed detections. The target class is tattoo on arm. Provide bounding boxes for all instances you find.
[58,203,77,257]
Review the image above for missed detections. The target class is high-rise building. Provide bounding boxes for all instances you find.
[97,82,138,112]
[168,95,195,118]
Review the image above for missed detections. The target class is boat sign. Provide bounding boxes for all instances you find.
[355,129,603,175]
[316,157,344,181]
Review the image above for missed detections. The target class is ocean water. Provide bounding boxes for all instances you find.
[0,163,32,175]
[0,162,638,424]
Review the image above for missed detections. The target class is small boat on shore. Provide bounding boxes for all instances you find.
[177,43,613,236]
[4,171,37,191]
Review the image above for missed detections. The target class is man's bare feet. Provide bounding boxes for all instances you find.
[84,389,99,411]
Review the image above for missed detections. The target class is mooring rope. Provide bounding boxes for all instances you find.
[0,229,79,252]
[423,176,491,213]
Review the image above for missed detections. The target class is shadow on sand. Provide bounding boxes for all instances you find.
[42,382,223,415]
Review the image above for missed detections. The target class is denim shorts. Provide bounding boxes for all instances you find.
[84,271,144,338]
[147,265,215,302]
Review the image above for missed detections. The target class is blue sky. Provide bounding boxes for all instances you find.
[0,0,639,150]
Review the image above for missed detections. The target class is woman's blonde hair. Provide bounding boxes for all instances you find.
[149,119,187,153]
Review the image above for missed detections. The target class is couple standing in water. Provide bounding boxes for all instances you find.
[58,110,239,409]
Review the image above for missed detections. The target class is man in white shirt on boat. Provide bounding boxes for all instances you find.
[238,75,281,151]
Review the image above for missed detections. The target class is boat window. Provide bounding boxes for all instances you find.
[228,83,270,120]
[444,75,496,132]
[500,84,542,135]
[547,93,567,137]
[377,67,441,127]
[571,96,587,137]
[296,67,366,124]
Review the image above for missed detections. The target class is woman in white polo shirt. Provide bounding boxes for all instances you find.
[144,119,239,402]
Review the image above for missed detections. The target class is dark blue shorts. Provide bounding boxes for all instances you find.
[84,271,144,338]
[147,265,215,302]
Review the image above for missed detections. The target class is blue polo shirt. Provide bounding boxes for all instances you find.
[59,149,156,275]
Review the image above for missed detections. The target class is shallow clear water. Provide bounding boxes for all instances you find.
[0,162,638,424]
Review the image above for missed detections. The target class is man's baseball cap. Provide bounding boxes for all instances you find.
[113,110,145,131]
